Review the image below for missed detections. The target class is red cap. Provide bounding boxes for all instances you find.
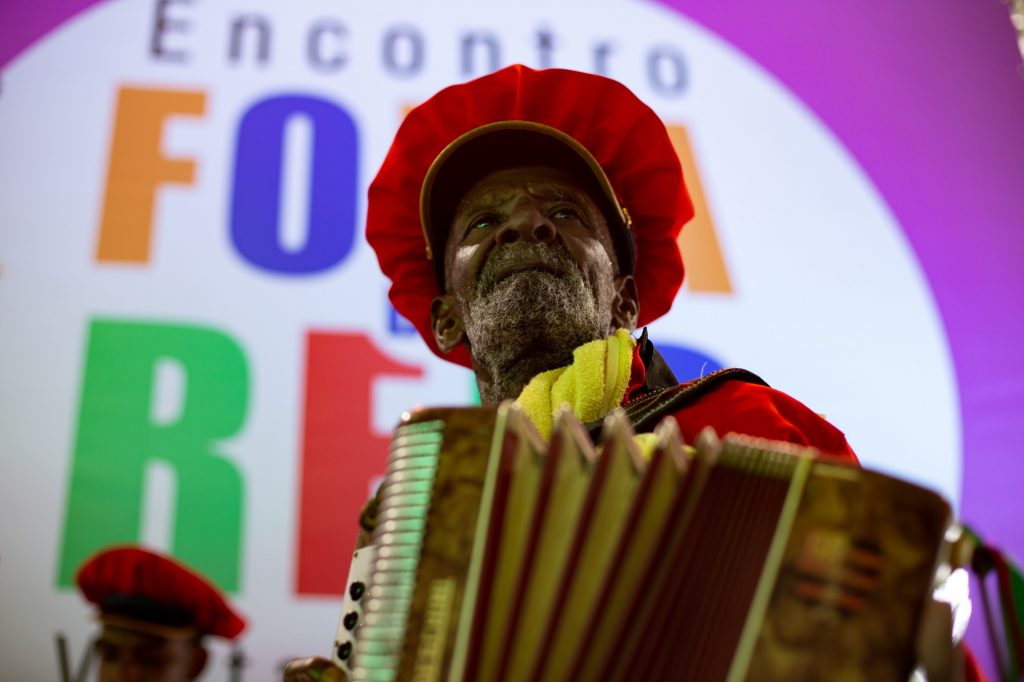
[75,546,246,640]
[367,65,693,368]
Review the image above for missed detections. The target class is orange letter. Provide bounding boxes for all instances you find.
[666,123,733,294]
[96,87,205,262]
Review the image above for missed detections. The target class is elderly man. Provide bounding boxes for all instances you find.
[73,546,245,682]
[285,65,981,681]
[367,64,856,456]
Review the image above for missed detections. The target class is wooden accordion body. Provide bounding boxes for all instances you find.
[339,405,953,682]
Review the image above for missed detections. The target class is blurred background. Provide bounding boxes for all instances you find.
[2,0,1022,678]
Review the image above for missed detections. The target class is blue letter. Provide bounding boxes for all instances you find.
[231,95,358,273]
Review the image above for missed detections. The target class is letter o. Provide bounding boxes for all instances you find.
[647,46,687,96]
[230,95,359,274]
[382,25,425,77]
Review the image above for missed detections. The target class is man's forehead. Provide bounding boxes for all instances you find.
[454,166,598,213]
[100,624,177,648]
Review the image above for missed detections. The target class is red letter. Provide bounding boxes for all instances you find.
[296,332,423,595]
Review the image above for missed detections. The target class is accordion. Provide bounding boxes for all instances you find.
[333,405,954,682]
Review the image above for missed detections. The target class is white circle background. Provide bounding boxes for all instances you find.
[0,0,959,678]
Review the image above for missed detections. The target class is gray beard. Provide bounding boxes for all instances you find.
[462,244,614,403]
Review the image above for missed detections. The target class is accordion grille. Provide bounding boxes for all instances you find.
[352,419,445,681]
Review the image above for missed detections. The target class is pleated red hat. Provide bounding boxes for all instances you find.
[367,64,692,368]
[76,546,246,640]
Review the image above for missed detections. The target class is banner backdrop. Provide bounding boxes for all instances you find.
[1,0,1021,679]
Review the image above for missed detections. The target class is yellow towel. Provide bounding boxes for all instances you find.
[515,328,636,441]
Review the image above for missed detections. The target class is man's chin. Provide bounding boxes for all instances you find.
[463,259,615,401]
[477,273,579,334]
[467,275,603,368]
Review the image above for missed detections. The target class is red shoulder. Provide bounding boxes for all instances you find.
[666,379,858,464]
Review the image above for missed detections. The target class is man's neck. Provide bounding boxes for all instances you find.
[470,326,638,404]
[473,342,579,405]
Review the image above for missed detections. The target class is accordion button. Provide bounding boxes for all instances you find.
[337,641,352,661]
[344,611,359,630]
[350,581,366,601]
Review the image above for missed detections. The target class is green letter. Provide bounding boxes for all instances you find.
[57,319,248,591]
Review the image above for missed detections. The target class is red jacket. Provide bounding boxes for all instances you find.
[623,335,856,462]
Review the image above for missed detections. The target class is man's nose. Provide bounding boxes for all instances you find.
[494,206,557,246]
[99,662,142,682]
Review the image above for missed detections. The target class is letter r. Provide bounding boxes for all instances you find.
[56,319,248,591]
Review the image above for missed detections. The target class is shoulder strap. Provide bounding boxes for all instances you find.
[585,367,768,442]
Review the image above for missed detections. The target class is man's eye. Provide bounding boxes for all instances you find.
[551,207,580,221]
[470,215,499,230]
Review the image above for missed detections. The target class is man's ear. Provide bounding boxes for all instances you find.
[189,643,208,679]
[430,294,467,353]
[610,274,639,331]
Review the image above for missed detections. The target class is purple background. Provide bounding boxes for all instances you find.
[651,0,1024,539]
[4,0,1022,674]
[656,0,1024,531]
[657,3,1024,670]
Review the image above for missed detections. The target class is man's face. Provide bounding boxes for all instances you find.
[444,165,619,309]
[436,164,633,400]
[94,624,206,682]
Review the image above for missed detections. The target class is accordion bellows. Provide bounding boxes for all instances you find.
[341,405,952,681]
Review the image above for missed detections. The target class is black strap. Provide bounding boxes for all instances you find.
[585,368,768,442]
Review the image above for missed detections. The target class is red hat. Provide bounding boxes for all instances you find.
[367,64,693,368]
[75,546,246,640]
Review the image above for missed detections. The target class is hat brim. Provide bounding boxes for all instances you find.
[420,121,635,289]
[99,613,201,641]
